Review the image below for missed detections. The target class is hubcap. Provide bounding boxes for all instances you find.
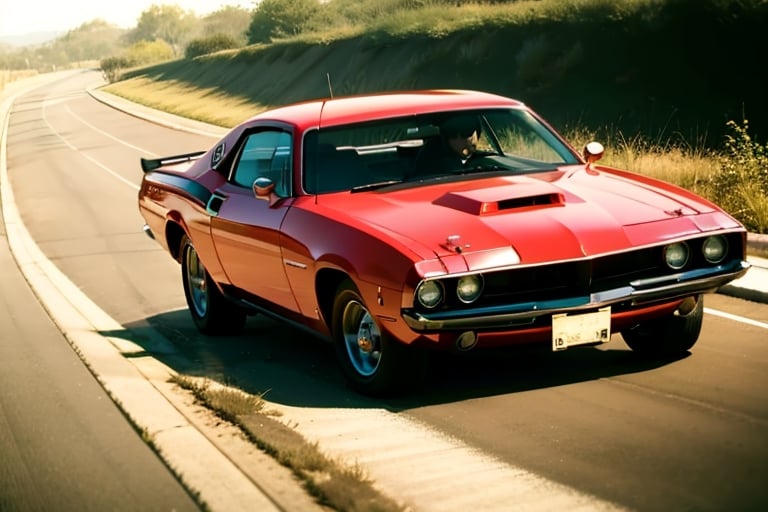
[342,300,382,377]
[185,245,208,317]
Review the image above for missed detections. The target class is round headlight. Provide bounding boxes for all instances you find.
[664,242,690,270]
[702,235,728,264]
[456,275,484,303]
[416,280,444,309]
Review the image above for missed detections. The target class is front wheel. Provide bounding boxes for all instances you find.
[332,280,426,396]
[621,295,704,357]
[181,236,246,335]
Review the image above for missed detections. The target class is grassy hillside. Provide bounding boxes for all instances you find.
[105,0,768,148]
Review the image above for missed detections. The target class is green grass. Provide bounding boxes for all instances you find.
[170,374,405,512]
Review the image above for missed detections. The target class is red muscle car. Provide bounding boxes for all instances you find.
[138,89,749,396]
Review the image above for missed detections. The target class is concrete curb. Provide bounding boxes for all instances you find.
[747,232,768,258]
[719,254,768,304]
[719,234,768,304]
[87,81,228,139]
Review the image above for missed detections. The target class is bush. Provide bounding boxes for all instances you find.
[100,39,174,83]
[124,39,175,66]
[710,120,768,232]
[185,33,240,59]
[247,0,321,43]
[100,56,131,83]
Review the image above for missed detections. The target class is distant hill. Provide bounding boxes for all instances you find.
[0,31,63,48]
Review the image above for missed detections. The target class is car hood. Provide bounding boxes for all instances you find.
[319,167,723,270]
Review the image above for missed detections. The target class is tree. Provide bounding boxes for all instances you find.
[201,5,252,45]
[57,19,125,63]
[247,0,321,44]
[127,4,196,56]
[123,39,174,65]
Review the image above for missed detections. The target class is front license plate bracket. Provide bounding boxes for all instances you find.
[552,307,611,351]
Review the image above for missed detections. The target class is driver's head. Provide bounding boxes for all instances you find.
[441,115,481,158]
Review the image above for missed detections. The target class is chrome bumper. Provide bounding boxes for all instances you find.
[402,260,751,332]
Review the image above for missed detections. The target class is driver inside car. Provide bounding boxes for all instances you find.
[411,115,483,176]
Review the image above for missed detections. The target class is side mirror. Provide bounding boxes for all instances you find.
[252,176,284,207]
[253,176,275,198]
[583,141,604,164]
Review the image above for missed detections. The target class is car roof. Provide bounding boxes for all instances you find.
[246,89,525,131]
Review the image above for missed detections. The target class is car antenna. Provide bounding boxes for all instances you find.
[326,72,334,99]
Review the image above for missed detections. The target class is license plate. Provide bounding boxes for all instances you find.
[552,307,611,351]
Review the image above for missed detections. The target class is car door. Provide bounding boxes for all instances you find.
[208,127,299,313]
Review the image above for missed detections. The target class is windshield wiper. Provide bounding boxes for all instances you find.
[461,163,506,173]
[350,179,404,192]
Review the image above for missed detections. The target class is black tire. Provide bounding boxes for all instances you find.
[332,280,426,396]
[621,295,704,357]
[181,236,246,335]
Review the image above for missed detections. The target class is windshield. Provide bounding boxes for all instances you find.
[303,108,580,194]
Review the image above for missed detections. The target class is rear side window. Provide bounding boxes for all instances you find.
[231,130,292,197]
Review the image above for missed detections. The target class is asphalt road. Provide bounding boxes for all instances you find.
[3,69,768,512]
[0,76,200,512]
[0,233,201,512]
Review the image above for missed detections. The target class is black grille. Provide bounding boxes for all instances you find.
[423,232,743,312]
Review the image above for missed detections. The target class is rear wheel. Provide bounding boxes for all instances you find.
[181,236,246,335]
[621,295,703,357]
[332,280,426,396]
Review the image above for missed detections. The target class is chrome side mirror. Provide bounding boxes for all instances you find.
[583,141,604,164]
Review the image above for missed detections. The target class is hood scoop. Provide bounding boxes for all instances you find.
[433,184,564,216]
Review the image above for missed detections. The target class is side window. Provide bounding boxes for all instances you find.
[231,130,292,196]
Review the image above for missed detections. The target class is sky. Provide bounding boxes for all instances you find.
[0,0,253,38]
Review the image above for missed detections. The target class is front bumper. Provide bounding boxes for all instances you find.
[402,259,750,332]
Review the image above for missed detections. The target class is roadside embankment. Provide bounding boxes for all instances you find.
[105,1,768,145]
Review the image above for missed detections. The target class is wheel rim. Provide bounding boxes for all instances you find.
[185,244,208,318]
[341,300,382,377]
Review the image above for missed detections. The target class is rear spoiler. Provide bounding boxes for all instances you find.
[140,151,206,173]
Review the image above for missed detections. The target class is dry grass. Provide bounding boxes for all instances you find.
[103,77,265,128]
[170,375,405,512]
[0,69,39,92]
[566,124,768,234]
[595,140,718,194]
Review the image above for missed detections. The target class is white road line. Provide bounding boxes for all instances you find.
[65,103,159,156]
[705,307,768,330]
[40,99,139,191]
